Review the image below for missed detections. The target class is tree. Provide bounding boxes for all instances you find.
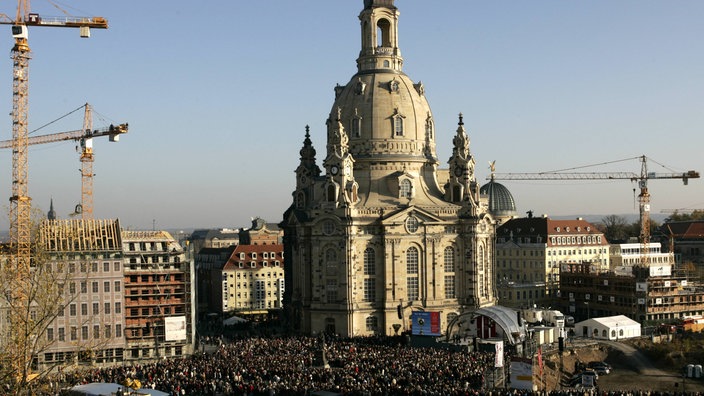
[0,215,113,394]
[664,210,704,223]
[599,215,630,242]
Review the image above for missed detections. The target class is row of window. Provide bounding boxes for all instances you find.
[238,251,282,260]
[58,302,121,317]
[69,280,122,294]
[47,324,122,342]
[64,261,121,273]
[550,235,603,245]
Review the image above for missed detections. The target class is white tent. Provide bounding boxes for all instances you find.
[223,315,247,325]
[574,315,640,340]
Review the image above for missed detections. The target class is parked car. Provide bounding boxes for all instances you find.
[588,361,612,375]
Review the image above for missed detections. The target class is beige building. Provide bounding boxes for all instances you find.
[281,0,497,337]
[496,215,609,308]
[218,244,285,316]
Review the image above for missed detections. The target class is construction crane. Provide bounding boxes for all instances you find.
[0,103,128,219]
[488,155,699,265]
[0,0,108,385]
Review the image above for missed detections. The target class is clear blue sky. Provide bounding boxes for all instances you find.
[0,1,702,231]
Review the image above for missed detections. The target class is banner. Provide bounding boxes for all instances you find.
[494,341,504,367]
[165,316,187,341]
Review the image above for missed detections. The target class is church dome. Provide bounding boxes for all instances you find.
[327,1,437,166]
[480,179,517,218]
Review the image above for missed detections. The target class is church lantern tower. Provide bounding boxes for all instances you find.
[282,0,497,337]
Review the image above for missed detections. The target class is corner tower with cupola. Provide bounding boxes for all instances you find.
[282,0,497,337]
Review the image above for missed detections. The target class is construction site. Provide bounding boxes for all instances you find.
[0,1,194,389]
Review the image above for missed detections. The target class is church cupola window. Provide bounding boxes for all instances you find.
[392,110,405,137]
[295,192,305,209]
[399,179,412,199]
[376,18,391,48]
[351,110,362,138]
[322,220,337,236]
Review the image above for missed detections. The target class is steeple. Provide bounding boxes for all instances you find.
[357,0,403,73]
[47,198,57,220]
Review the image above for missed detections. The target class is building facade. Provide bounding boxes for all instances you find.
[496,216,609,308]
[281,0,497,337]
[122,230,195,361]
[217,244,285,317]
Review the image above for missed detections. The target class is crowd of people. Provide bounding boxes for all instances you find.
[57,335,496,395]
[40,334,704,396]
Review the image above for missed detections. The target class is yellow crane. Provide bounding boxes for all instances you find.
[0,103,128,219]
[0,0,109,385]
[489,155,699,265]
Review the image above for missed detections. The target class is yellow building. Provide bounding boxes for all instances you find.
[220,244,285,317]
[496,215,609,308]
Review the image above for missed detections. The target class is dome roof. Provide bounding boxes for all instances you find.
[480,179,517,218]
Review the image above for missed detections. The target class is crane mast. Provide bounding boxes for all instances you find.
[0,103,128,219]
[489,155,699,266]
[0,0,109,383]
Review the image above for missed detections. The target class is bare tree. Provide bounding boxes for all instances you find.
[598,215,630,242]
[0,215,115,394]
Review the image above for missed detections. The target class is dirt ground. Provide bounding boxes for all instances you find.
[539,341,704,392]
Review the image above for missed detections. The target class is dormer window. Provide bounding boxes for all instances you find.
[351,112,362,138]
[392,109,405,137]
[400,179,412,199]
[251,252,257,259]
[263,252,269,259]
[239,252,245,260]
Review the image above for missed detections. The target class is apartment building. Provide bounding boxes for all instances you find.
[121,230,194,361]
[34,219,125,369]
[496,215,609,308]
[215,244,285,318]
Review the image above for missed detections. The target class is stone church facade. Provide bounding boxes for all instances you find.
[281,0,497,337]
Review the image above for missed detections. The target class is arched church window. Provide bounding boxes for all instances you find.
[426,117,434,139]
[351,111,362,137]
[407,247,419,301]
[407,247,419,274]
[400,179,412,199]
[394,115,404,136]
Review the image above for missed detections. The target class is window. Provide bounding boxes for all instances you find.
[444,247,455,272]
[69,282,76,295]
[69,304,76,317]
[115,302,122,314]
[70,327,77,341]
[105,325,111,339]
[115,281,121,292]
[366,316,378,332]
[47,328,54,341]
[445,275,456,299]
[400,179,412,199]
[92,282,99,293]
[104,281,110,292]
[114,262,121,272]
[393,113,404,136]
[407,277,419,301]
[105,302,111,315]
[103,262,110,272]
[58,328,65,341]
[326,279,337,303]
[92,262,98,272]
[93,302,99,315]
[81,303,88,316]
[94,325,100,339]
[406,247,419,274]
[405,216,419,233]
[82,326,89,340]
[116,324,122,338]
[364,278,376,302]
[81,281,87,293]
[363,248,375,275]
[351,116,362,138]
